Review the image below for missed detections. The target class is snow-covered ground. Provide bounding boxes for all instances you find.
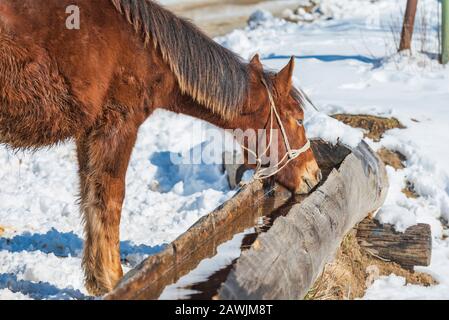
[1,0,448,300]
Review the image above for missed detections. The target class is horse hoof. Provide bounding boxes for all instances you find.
[85,280,111,297]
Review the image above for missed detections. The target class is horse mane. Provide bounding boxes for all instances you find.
[110,0,249,119]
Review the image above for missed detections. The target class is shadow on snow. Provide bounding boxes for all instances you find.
[264,54,383,68]
[0,228,165,259]
[0,229,166,299]
[0,273,88,300]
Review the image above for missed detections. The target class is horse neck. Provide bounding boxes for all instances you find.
[146,43,249,131]
[164,92,240,131]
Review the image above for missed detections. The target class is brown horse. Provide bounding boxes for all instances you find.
[0,0,321,295]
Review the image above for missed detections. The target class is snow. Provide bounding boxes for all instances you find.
[304,112,363,148]
[1,0,448,300]
[0,289,31,300]
[363,274,449,300]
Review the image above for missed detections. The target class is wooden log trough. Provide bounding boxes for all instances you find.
[105,140,431,300]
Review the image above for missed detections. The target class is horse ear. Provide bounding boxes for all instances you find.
[276,56,295,95]
[250,54,263,69]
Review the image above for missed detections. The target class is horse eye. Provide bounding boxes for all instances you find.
[296,119,303,126]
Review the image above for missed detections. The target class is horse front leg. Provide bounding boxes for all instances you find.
[77,122,137,296]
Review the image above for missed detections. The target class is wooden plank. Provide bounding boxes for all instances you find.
[218,141,389,300]
[356,219,432,269]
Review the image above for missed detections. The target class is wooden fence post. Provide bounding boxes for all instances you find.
[443,0,449,64]
[399,0,418,52]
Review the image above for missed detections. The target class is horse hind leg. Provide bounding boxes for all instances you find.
[77,104,138,296]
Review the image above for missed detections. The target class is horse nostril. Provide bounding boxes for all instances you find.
[316,170,323,182]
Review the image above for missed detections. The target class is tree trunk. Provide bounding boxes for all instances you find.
[357,219,432,269]
[399,0,418,52]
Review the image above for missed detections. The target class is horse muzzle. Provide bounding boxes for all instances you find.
[295,166,322,195]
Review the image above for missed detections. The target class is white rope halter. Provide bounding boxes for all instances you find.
[241,79,311,182]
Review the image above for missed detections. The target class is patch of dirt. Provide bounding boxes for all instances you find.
[440,220,448,240]
[305,230,436,300]
[377,148,406,170]
[282,0,322,23]
[169,0,299,37]
[376,148,419,199]
[332,114,405,142]
[402,181,419,199]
